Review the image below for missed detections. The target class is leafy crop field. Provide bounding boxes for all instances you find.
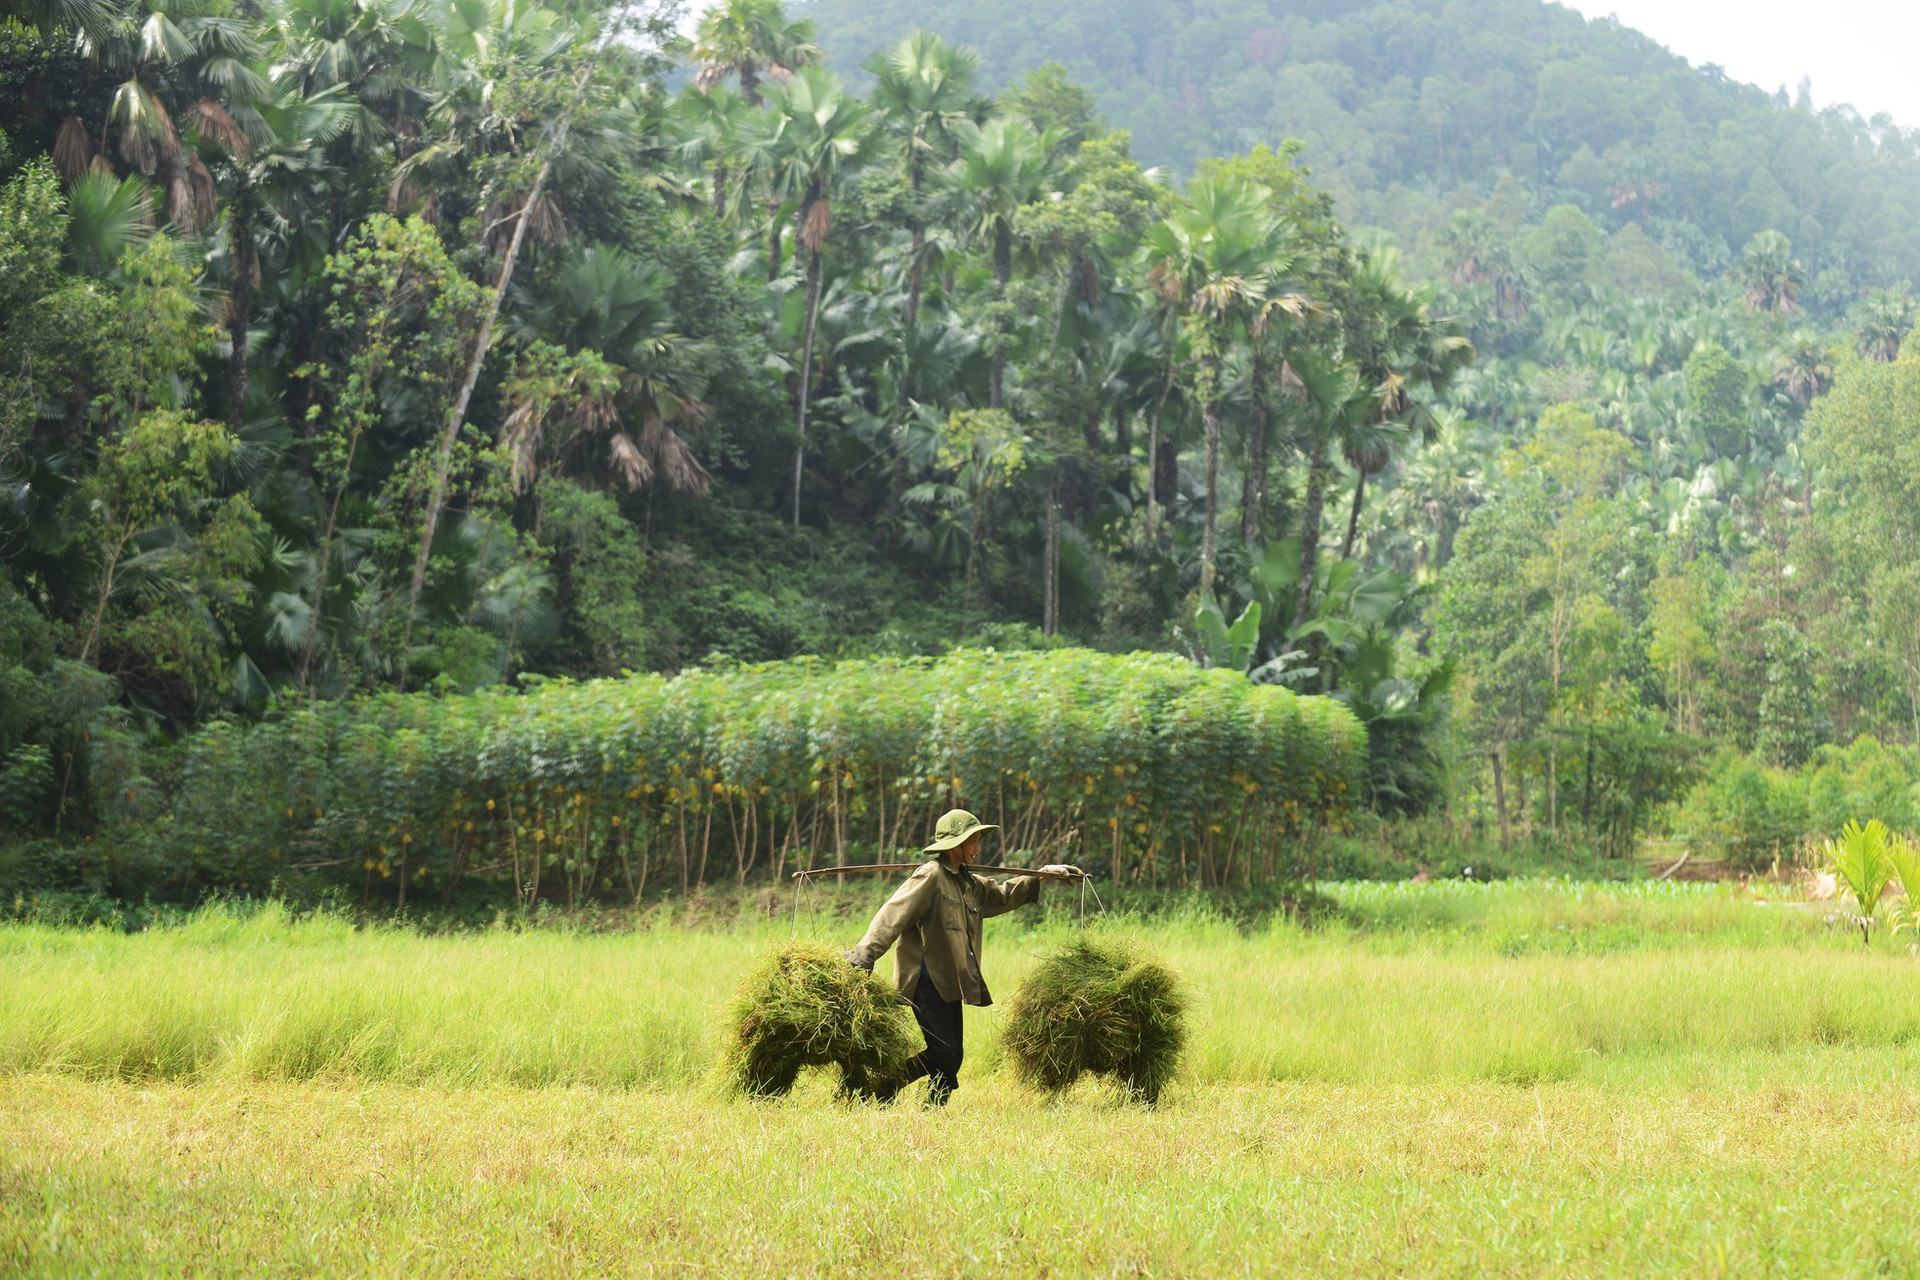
[7,882,1920,1277]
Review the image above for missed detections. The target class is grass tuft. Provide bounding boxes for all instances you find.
[718,942,922,1098]
[1001,935,1187,1104]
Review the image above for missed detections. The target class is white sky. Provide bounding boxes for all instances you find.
[1563,0,1920,128]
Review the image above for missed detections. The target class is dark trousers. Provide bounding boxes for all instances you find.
[903,963,964,1104]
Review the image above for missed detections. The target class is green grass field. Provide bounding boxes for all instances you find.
[7,881,1920,1277]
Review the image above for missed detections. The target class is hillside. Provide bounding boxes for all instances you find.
[804,0,1920,299]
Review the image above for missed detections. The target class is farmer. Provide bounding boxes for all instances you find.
[846,808,1081,1105]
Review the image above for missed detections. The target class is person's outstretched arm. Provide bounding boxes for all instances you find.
[976,872,1041,918]
[846,865,939,970]
[977,864,1083,918]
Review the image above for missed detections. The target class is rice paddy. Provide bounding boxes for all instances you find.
[6,879,1920,1277]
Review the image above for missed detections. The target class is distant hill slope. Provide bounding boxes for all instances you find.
[804,0,1920,295]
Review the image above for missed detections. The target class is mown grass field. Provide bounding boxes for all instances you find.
[7,881,1920,1277]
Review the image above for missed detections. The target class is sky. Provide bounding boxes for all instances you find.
[1563,0,1920,128]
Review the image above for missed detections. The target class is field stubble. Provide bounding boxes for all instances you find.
[7,880,1920,1277]
[0,880,1908,1091]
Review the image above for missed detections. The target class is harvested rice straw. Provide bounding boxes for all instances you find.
[719,942,922,1098]
[1000,935,1187,1105]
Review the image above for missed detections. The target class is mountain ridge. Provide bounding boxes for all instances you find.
[803,0,1920,295]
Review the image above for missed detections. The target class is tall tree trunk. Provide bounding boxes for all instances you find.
[77,532,126,668]
[1582,728,1595,824]
[1341,469,1368,559]
[905,157,926,332]
[711,162,729,220]
[907,225,925,330]
[297,431,365,693]
[1043,484,1060,635]
[400,48,604,683]
[1240,347,1267,550]
[964,494,987,633]
[1145,356,1173,540]
[989,219,1011,409]
[890,164,926,525]
[1154,438,1178,523]
[790,245,824,526]
[1548,738,1558,835]
[402,153,553,686]
[1295,438,1330,624]
[1492,743,1511,849]
[226,204,255,431]
[1199,388,1221,599]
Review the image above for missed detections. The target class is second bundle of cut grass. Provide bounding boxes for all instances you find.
[719,942,922,1099]
[1001,935,1186,1105]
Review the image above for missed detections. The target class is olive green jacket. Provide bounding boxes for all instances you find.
[847,858,1041,1005]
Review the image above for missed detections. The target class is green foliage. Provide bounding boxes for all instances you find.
[1823,820,1893,942]
[158,649,1367,904]
[1883,831,1920,940]
[9,0,1920,902]
[536,477,649,674]
[1683,342,1752,460]
[1674,752,1808,872]
[1190,596,1260,674]
[810,0,1920,294]
[719,941,920,1098]
[1521,205,1604,299]
[1000,934,1186,1105]
[1000,62,1101,153]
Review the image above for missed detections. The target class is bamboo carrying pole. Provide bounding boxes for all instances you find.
[787,857,1104,933]
[790,862,1088,882]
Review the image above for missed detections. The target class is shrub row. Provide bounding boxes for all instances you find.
[1672,736,1919,870]
[163,648,1367,906]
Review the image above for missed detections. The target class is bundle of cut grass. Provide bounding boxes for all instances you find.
[1001,935,1186,1105]
[719,942,923,1099]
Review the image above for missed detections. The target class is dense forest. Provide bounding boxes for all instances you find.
[805,0,1920,294]
[4,0,1920,911]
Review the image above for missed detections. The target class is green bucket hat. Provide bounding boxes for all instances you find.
[923,808,998,854]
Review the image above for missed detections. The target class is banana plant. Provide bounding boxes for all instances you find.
[1187,595,1261,672]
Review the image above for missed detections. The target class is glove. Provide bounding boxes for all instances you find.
[845,949,873,971]
[1037,864,1085,878]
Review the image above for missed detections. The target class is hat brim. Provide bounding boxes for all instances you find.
[923,823,998,854]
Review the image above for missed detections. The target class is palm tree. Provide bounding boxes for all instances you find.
[674,83,754,220]
[54,0,266,234]
[1386,409,1486,573]
[1770,333,1834,408]
[1285,349,1374,625]
[1144,177,1305,597]
[1,0,112,40]
[271,0,429,150]
[753,66,872,524]
[1442,208,1530,319]
[1738,230,1803,317]
[396,0,642,665]
[1334,249,1472,559]
[945,116,1056,410]
[63,170,154,275]
[1854,288,1915,363]
[506,244,713,499]
[215,75,352,429]
[865,31,981,332]
[690,0,819,107]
